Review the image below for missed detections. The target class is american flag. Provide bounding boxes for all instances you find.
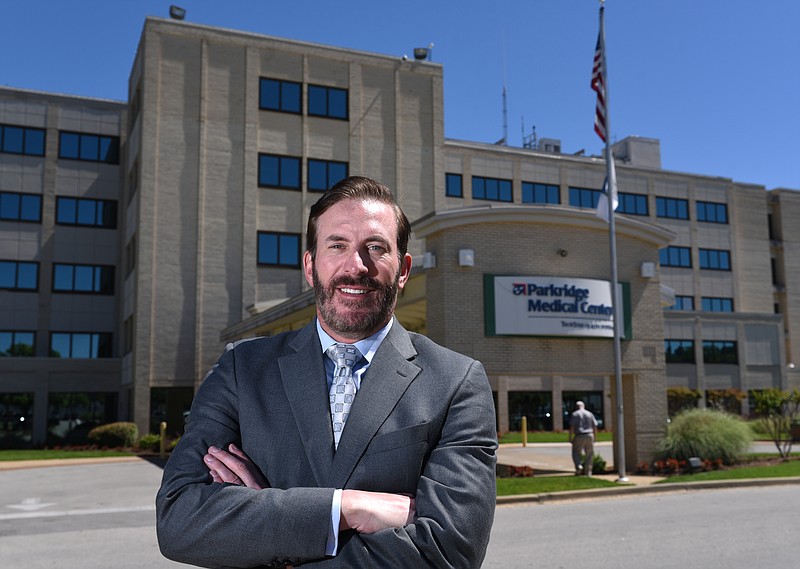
[591,17,607,142]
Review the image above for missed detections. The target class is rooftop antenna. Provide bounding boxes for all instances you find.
[500,32,509,145]
[521,117,537,149]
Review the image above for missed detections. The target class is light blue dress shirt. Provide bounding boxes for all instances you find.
[316,317,394,556]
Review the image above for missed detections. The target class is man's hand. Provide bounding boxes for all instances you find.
[204,444,267,489]
[339,489,416,534]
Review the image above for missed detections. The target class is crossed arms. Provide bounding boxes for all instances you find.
[156,341,497,568]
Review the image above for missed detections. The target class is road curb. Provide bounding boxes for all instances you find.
[496,476,800,505]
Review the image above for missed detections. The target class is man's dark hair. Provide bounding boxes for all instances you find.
[306,176,411,260]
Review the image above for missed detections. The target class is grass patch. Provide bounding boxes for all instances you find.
[498,431,613,444]
[0,449,136,462]
[659,459,800,484]
[497,475,623,496]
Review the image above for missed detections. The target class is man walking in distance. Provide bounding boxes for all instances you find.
[569,400,598,476]
[156,176,497,568]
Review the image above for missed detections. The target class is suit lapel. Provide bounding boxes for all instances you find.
[279,323,334,487]
[328,320,420,488]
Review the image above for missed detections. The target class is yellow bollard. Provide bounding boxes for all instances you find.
[159,421,167,458]
[521,416,528,447]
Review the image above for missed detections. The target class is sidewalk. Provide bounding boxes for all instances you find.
[497,441,664,485]
[495,441,800,504]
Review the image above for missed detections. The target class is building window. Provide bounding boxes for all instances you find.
[52,264,115,294]
[0,123,46,156]
[307,84,348,120]
[0,261,38,291]
[0,331,35,357]
[125,235,136,277]
[617,192,648,216]
[258,153,301,190]
[123,316,134,356]
[699,248,731,271]
[446,173,463,198]
[569,187,602,209]
[656,196,689,220]
[473,176,512,202]
[659,246,692,268]
[703,340,737,364]
[56,197,117,229]
[667,295,695,311]
[0,191,42,222]
[665,340,695,363]
[49,332,113,359]
[522,182,559,204]
[258,78,301,114]
[701,297,734,312]
[307,159,348,192]
[58,131,120,164]
[697,201,728,224]
[257,232,301,267]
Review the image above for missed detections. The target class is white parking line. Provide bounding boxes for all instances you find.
[0,505,155,521]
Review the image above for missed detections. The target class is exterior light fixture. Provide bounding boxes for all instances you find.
[458,249,475,267]
[169,5,186,20]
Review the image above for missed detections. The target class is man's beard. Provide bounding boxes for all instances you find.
[312,265,400,339]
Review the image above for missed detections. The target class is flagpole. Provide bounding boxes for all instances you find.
[597,0,628,482]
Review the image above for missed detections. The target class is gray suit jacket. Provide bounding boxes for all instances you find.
[156,319,497,568]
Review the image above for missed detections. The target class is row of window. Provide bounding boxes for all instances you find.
[0,192,117,228]
[0,123,121,164]
[0,331,112,358]
[259,154,348,192]
[259,78,348,120]
[444,173,729,223]
[0,123,45,156]
[666,296,734,312]
[0,261,114,294]
[665,339,738,364]
[659,246,731,270]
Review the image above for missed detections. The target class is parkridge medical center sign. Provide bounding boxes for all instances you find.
[484,275,631,338]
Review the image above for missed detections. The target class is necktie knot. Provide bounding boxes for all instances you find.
[327,343,361,375]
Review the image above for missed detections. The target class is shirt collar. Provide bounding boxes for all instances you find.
[316,317,393,365]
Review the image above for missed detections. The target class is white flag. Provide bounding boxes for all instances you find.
[596,173,618,223]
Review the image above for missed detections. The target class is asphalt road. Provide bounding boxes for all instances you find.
[0,456,796,568]
[487,485,800,569]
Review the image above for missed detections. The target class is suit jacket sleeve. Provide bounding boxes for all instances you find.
[156,342,334,569]
[308,358,498,569]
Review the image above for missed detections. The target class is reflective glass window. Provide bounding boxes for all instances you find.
[522,182,559,204]
[258,232,300,267]
[569,187,602,209]
[259,78,301,113]
[2,126,24,153]
[0,193,19,220]
[59,132,80,159]
[258,154,301,190]
[446,173,463,198]
[307,159,348,192]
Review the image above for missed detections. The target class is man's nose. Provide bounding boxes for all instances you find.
[345,249,370,274]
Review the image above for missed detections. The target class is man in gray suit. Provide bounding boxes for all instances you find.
[156,176,497,568]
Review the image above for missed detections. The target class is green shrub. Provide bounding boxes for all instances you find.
[88,422,139,448]
[137,433,161,452]
[591,452,606,474]
[654,408,752,465]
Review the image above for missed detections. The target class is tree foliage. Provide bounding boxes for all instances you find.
[667,387,700,417]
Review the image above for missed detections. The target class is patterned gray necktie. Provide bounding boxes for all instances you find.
[327,343,361,448]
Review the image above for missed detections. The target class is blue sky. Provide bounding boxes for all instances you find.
[3,0,798,189]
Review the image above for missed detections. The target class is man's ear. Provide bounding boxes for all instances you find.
[397,253,412,289]
[303,250,314,287]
